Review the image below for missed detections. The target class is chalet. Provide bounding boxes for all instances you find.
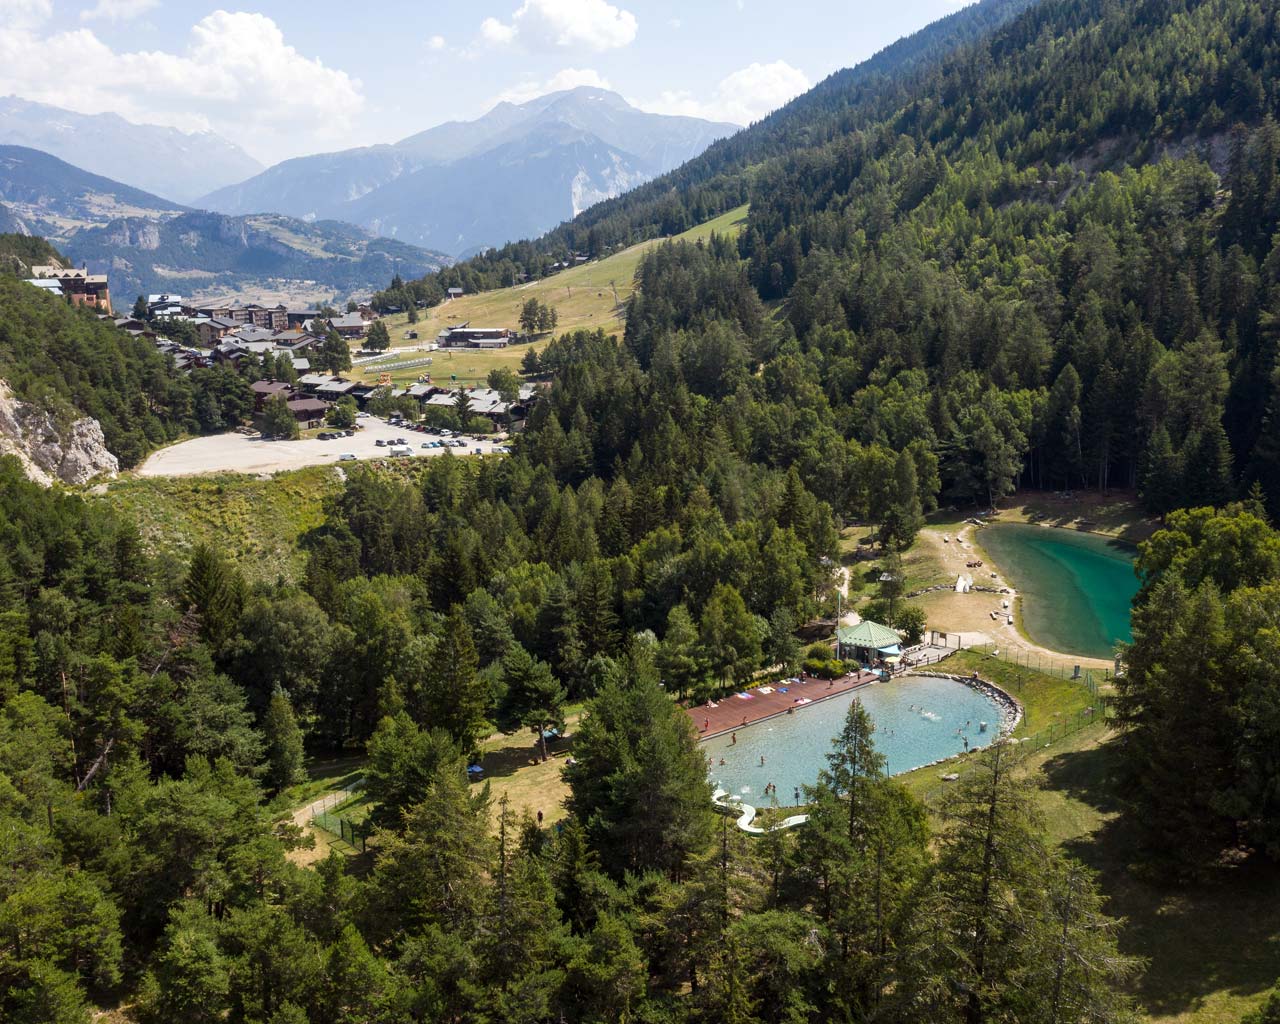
[287,309,320,329]
[195,317,238,347]
[415,384,537,427]
[29,265,111,312]
[286,397,329,428]
[271,329,315,351]
[315,378,360,401]
[446,287,464,300]
[297,373,335,393]
[348,382,386,408]
[329,313,368,339]
[250,380,295,412]
[232,325,277,345]
[436,323,511,349]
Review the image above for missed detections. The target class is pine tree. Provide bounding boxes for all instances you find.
[182,544,244,649]
[262,689,305,793]
[365,319,391,352]
[320,328,352,374]
[426,609,488,752]
[497,643,566,761]
[656,604,704,698]
[260,393,300,440]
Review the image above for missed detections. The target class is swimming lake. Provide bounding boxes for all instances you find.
[978,523,1138,660]
[703,675,1004,807]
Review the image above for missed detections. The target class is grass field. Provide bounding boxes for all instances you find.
[892,654,1280,1024]
[367,204,750,387]
[97,465,341,583]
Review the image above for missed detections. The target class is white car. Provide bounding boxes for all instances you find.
[339,453,357,462]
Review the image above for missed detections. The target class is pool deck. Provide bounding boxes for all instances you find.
[690,670,882,741]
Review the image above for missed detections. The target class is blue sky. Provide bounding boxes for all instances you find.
[0,0,976,164]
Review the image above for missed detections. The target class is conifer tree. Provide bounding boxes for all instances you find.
[262,688,305,793]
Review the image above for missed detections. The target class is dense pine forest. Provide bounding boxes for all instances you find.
[6,0,1280,1020]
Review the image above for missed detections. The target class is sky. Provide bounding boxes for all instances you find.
[0,0,978,165]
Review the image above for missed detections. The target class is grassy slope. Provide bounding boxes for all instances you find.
[368,204,749,387]
[97,466,340,583]
[895,654,1280,1024]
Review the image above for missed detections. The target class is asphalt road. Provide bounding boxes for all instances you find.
[137,417,505,477]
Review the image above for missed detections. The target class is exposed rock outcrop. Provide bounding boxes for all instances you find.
[0,380,118,485]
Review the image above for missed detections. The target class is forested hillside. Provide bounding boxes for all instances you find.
[388,0,1280,520]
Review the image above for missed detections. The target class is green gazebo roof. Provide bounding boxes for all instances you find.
[837,620,902,650]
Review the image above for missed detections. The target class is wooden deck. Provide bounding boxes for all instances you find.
[689,670,882,741]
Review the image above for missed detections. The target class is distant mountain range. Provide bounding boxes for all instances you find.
[0,145,447,304]
[200,88,737,256]
[0,97,264,204]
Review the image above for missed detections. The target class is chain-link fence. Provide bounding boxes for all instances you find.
[966,643,1114,698]
[311,809,368,852]
[917,702,1110,807]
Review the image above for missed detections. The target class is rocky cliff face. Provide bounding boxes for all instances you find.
[0,381,118,485]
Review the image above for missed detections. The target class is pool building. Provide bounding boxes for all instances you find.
[837,620,904,666]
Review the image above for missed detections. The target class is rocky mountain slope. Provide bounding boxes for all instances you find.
[0,379,118,485]
[200,88,737,255]
[0,146,448,303]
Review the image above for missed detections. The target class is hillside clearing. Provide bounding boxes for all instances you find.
[369,204,750,387]
[97,466,340,582]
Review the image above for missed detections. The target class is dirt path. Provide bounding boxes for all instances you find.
[286,786,358,867]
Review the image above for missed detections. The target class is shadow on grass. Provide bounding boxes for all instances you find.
[1041,742,1280,1019]
[479,736,575,779]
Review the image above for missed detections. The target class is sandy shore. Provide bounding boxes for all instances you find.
[912,515,1118,672]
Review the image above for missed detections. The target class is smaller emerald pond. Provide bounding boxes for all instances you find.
[704,675,1003,806]
[978,523,1138,660]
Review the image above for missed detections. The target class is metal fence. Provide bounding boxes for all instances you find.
[966,643,1112,698]
[917,703,1111,807]
[311,809,368,852]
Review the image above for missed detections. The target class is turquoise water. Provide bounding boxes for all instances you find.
[979,524,1137,660]
[703,675,1003,807]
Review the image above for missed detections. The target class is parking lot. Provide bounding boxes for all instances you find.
[137,417,507,478]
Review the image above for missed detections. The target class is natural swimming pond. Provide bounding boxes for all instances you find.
[704,675,1004,807]
[978,523,1138,660]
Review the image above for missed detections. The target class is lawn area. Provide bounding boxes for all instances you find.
[368,204,750,387]
[469,714,586,830]
[891,651,1280,1024]
[1037,734,1280,1024]
[96,465,341,582]
[896,652,1102,803]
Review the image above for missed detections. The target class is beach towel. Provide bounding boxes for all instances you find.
[778,687,789,693]
[757,686,774,694]
[735,692,754,700]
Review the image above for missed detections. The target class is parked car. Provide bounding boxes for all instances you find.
[375,439,386,447]
[339,453,357,462]
[439,429,453,437]
[343,429,354,437]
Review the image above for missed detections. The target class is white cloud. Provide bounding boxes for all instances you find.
[650,60,809,126]
[480,17,516,45]
[81,0,159,22]
[428,34,446,50]
[0,0,52,31]
[0,10,365,161]
[481,0,638,51]
[492,67,611,106]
